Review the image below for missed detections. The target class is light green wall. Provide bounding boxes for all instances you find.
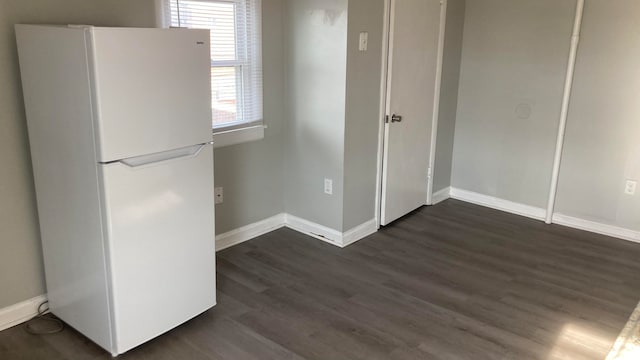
[0,0,157,309]
[343,0,385,230]
[212,0,286,234]
[0,0,285,309]
[284,0,349,231]
[433,0,465,193]
[451,0,574,208]
[555,0,640,231]
[451,0,639,233]
[5,0,638,314]
[283,0,385,232]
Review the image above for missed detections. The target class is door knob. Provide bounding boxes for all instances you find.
[391,114,403,123]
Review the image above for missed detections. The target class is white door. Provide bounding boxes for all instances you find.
[90,28,212,162]
[100,144,216,354]
[381,0,444,225]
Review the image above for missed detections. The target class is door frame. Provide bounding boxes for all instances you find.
[374,0,392,228]
[375,0,449,227]
[426,0,448,205]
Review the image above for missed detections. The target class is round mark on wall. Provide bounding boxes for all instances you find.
[515,103,532,119]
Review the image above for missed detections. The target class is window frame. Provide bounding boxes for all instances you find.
[161,0,264,148]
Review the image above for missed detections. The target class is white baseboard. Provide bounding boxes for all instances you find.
[283,215,377,248]
[216,213,379,251]
[216,213,286,251]
[448,187,640,245]
[449,187,546,221]
[0,295,47,332]
[284,214,344,246]
[552,213,640,244]
[342,219,378,247]
[431,187,451,205]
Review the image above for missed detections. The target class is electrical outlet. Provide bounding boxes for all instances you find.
[625,180,637,195]
[359,32,368,51]
[324,179,333,195]
[215,187,224,204]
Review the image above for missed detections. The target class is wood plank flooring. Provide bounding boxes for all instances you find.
[2,200,640,359]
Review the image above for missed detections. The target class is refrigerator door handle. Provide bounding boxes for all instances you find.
[116,142,213,168]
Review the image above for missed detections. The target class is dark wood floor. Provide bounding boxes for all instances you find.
[2,200,640,360]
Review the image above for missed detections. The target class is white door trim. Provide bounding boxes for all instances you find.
[375,0,392,228]
[379,0,396,226]
[426,0,448,205]
[545,0,585,224]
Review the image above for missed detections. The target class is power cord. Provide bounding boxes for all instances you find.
[24,301,64,335]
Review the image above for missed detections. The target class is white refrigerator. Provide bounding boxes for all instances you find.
[16,25,216,356]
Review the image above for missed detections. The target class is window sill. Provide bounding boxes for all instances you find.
[212,125,265,149]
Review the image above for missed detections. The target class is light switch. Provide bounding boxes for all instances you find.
[359,32,368,52]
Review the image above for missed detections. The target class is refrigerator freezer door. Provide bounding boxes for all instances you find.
[100,145,216,354]
[89,28,212,162]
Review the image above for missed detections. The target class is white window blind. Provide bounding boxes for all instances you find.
[165,0,263,131]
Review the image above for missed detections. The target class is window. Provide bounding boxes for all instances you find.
[164,0,263,146]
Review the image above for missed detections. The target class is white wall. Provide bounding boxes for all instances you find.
[451,0,575,208]
[555,0,640,231]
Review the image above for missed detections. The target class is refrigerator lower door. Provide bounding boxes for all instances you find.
[99,144,215,355]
